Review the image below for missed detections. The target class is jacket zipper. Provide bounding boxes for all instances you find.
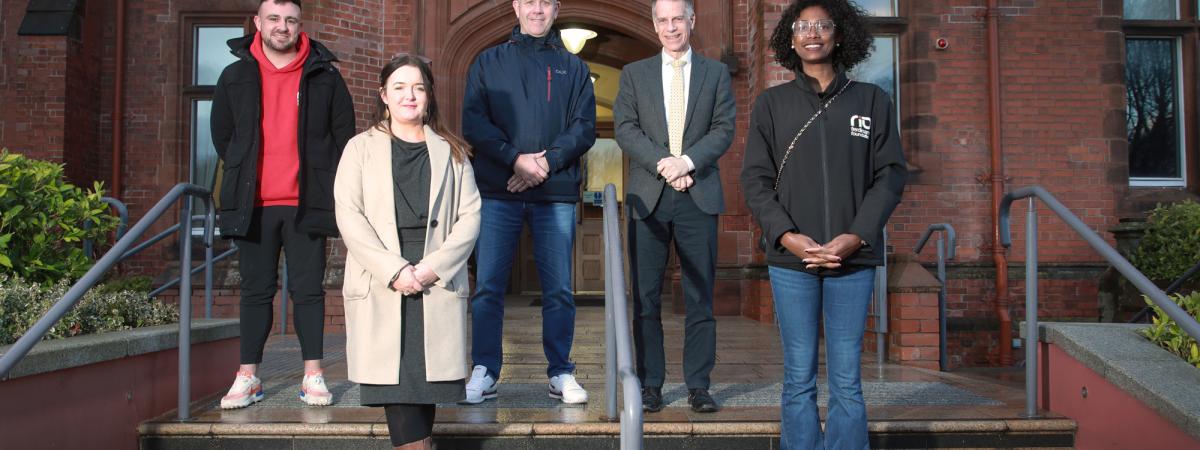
[546,66,552,102]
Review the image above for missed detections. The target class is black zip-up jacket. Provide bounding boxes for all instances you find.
[461,26,597,202]
[210,34,355,238]
[741,72,907,272]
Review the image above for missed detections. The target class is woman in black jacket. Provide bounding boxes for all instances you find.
[740,1,907,448]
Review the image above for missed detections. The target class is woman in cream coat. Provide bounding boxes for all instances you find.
[334,54,480,450]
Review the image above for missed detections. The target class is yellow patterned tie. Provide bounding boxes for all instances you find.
[668,59,687,157]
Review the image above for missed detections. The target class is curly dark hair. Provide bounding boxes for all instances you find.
[770,0,873,72]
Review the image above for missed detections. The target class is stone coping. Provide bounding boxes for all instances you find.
[139,419,1075,438]
[1035,322,1200,440]
[0,319,239,380]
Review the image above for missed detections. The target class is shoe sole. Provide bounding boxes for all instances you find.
[643,403,663,413]
[548,391,588,404]
[458,391,498,405]
[220,391,264,410]
[690,405,719,413]
[299,392,332,406]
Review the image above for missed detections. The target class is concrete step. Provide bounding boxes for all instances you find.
[139,418,1075,449]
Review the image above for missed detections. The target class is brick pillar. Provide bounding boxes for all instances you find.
[885,254,943,370]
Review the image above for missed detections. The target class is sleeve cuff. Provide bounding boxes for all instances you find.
[682,155,695,172]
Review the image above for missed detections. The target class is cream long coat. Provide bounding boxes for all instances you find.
[334,125,481,384]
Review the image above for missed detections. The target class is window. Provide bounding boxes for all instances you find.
[181,17,247,227]
[1125,38,1185,184]
[852,0,902,119]
[1123,1,1193,187]
[850,34,898,104]
[854,0,897,17]
[1124,0,1179,20]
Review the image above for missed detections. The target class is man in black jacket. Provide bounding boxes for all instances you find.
[210,0,355,410]
[460,0,596,405]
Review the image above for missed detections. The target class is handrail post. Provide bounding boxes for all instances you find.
[204,239,214,319]
[1024,198,1039,418]
[178,195,194,421]
[936,237,947,371]
[875,229,888,367]
[604,201,617,421]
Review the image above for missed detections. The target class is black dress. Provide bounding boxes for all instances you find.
[359,138,465,406]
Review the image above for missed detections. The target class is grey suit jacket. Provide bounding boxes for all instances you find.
[614,52,736,220]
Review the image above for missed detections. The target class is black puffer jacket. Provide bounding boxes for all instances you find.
[741,72,907,272]
[210,34,355,238]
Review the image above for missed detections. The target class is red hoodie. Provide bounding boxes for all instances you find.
[250,32,311,207]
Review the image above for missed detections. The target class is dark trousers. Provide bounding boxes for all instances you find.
[383,404,436,446]
[235,206,326,364]
[629,187,717,389]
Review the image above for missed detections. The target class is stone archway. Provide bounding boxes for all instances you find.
[416,0,660,131]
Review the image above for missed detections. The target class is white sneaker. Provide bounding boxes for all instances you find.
[299,370,333,406]
[462,365,497,404]
[549,373,588,404]
[220,370,263,409]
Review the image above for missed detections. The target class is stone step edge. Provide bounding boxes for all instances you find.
[139,418,1076,438]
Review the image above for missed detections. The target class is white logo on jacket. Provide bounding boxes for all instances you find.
[850,115,872,140]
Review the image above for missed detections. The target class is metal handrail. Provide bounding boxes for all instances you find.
[914,223,957,371]
[866,229,889,367]
[0,183,216,422]
[1130,259,1200,323]
[602,184,644,449]
[1000,185,1200,418]
[83,196,130,258]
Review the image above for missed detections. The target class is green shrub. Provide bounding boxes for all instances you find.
[1140,292,1200,369]
[1131,200,1200,283]
[0,274,178,346]
[0,150,120,283]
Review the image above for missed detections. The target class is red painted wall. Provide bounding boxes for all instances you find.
[0,337,238,449]
[1039,343,1200,449]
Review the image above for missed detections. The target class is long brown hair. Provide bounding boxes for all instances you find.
[373,55,472,163]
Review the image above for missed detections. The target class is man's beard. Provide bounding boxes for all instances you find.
[263,32,297,52]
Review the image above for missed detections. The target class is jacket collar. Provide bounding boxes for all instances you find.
[227,33,339,69]
[793,70,850,99]
[508,25,564,50]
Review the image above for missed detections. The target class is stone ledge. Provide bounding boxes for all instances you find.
[1036,322,1200,440]
[0,319,239,380]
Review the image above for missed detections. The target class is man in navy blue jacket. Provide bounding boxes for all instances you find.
[461,0,596,405]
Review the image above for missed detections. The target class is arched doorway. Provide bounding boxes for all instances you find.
[416,0,659,294]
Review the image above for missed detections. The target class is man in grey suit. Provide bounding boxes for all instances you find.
[614,0,735,413]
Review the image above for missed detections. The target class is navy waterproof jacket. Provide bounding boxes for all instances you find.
[462,26,597,203]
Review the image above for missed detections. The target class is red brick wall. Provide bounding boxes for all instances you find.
[0,0,68,163]
[0,0,1167,368]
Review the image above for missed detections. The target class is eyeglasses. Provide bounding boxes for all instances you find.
[792,20,836,36]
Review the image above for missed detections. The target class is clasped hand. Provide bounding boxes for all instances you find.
[657,156,692,192]
[508,151,551,193]
[391,264,439,296]
[780,232,863,270]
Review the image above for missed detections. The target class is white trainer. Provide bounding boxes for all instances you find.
[220,370,263,409]
[463,365,497,404]
[299,370,333,406]
[549,373,588,404]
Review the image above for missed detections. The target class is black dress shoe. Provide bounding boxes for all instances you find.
[688,388,718,413]
[641,387,664,412]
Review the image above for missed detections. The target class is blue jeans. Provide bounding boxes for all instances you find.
[769,266,876,450]
[471,199,577,379]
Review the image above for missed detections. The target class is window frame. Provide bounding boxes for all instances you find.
[1123,0,1198,189]
[178,14,251,234]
